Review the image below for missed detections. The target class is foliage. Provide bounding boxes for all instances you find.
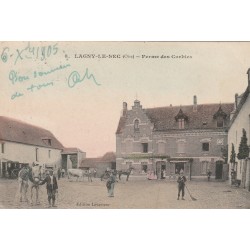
[230,143,236,164]
[70,155,78,168]
[221,145,228,163]
[237,128,250,160]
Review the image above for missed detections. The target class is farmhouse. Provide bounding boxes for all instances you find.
[116,97,234,180]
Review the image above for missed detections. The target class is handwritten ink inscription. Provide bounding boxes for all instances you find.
[1,43,101,100]
[1,42,58,65]
[68,68,100,88]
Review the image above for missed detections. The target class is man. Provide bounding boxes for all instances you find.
[39,169,58,207]
[61,168,65,178]
[177,170,187,200]
[107,170,116,197]
[207,170,212,181]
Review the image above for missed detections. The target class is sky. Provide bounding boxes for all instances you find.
[0,42,250,157]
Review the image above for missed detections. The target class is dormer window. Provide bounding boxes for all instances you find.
[134,119,139,132]
[178,119,185,129]
[42,138,52,146]
[213,106,227,128]
[217,117,224,128]
[175,109,188,129]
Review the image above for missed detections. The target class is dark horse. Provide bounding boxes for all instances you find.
[117,167,134,181]
[100,170,117,181]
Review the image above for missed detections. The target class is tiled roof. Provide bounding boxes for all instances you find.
[62,147,85,154]
[80,152,116,168]
[116,116,126,134]
[102,152,116,162]
[116,103,234,133]
[0,116,64,149]
[80,157,100,168]
[229,86,250,127]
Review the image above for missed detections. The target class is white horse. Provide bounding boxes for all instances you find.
[18,166,30,202]
[18,164,43,205]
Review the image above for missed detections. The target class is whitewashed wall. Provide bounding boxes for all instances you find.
[228,95,250,180]
[0,141,62,167]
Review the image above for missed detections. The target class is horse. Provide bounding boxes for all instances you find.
[117,167,134,181]
[100,170,110,181]
[100,170,118,181]
[18,166,31,202]
[18,164,43,205]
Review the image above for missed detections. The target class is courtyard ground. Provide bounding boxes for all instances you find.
[0,176,250,209]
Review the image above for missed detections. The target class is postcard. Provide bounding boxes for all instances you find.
[0,41,250,209]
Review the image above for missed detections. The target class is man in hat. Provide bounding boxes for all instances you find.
[39,169,58,207]
[177,170,186,200]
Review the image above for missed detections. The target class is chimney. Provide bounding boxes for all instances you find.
[193,95,197,112]
[235,93,238,109]
[247,68,250,90]
[122,102,127,116]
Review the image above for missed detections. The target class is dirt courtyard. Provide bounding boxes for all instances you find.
[1,176,250,209]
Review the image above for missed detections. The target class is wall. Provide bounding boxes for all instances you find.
[228,94,250,183]
[0,141,62,167]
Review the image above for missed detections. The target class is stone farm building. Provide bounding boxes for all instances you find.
[0,116,85,177]
[80,152,116,177]
[116,98,234,180]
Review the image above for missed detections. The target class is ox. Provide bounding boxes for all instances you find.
[67,169,92,182]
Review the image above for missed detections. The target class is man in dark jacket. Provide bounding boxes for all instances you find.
[39,169,58,207]
[107,171,116,197]
[177,170,187,200]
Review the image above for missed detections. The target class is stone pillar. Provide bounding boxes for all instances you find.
[67,155,72,170]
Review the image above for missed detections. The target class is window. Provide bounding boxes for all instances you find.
[142,164,148,173]
[178,119,185,129]
[134,119,139,132]
[48,150,51,158]
[36,148,39,161]
[1,143,5,154]
[217,117,224,128]
[177,141,186,154]
[42,139,52,146]
[202,143,209,151]
[158,142,165,154]
[201,161,209,175]
[142,143,148,153]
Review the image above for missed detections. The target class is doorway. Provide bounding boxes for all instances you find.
[215,161,223,179]
[175,162,184,174]
[156,162,166,179]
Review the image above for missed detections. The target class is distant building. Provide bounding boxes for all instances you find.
[61,147,86,171]
[80,152,116,177]
[116,98,234,180]
[0,116,64,177]
[228,69,250,190]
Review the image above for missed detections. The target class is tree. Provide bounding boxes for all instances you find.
[230,143,236,165]
[237,128,250,160]
[221,145,228,163]
[70,155,78,168]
